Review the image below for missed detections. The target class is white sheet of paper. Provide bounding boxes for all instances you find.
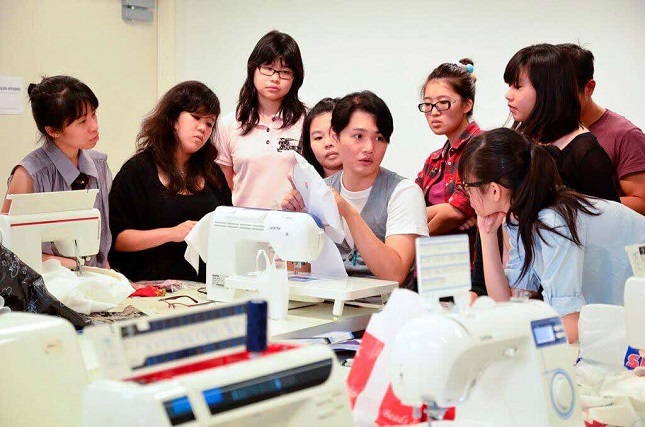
[291,153,344,244]
[0,76,23,115]
[311,234,348,278]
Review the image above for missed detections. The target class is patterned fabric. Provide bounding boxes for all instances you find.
[415,122,482,217]
[0,245,89,329]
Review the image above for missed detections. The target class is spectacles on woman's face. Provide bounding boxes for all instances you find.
[258,65,294,80]
[417,99,458,113]
[457,180,487,194]
[71,173,89,190]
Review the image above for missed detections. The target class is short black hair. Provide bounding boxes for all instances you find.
[558,43,595,92]
[331,91,393,142]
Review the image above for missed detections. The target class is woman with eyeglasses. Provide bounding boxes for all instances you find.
[2,75,111,268]
[108,81,232,283]
[415,59,482,236]
[216,30,306,208]
[282,91,428,289]
[460,128,645,343]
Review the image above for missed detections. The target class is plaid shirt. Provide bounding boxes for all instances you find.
[415,122,482,217]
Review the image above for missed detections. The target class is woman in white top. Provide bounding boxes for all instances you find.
[459,128,645,343]
[216,30,306,208]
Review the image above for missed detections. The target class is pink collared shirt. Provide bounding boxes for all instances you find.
[215,112,304,208]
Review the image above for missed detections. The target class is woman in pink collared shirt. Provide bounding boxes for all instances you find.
[216,30,306,208]
[415,59,482,236]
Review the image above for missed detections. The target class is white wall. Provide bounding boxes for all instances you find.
[0,0,160,196]
[175,0,644,179]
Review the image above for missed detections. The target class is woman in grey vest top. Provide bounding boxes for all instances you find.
[283,91,428,290]
[2,75,112,268]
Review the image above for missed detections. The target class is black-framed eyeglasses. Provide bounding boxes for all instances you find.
[457,180,487,193]
[258,65,294,80]
[417,100,458,113]
[71,173,89,190]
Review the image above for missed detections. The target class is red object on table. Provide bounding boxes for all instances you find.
[130,286,166,297]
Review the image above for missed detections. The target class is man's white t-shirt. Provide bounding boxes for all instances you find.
[339,174,429,248]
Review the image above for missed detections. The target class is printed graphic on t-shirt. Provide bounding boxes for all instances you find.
[277,137,300,153]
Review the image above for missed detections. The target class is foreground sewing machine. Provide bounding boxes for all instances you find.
[388,236,583,426]
[205,206,397,315]
[0,190,101,273]
[0,300,352,427]
[391,299,582,426]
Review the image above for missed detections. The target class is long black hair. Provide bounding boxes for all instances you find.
[300,97,339,177]
[504,44,580,143]
[27,75,98,143]
[458,128,599,282]
[236,30,306,135]
[136,81,229,195]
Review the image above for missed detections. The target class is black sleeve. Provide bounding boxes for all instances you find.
[576,146,621,202]
[108,158,147,247]
[471,231,487,296]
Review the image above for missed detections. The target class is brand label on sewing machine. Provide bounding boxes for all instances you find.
[212,274,226,287]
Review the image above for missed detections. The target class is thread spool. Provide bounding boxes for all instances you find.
[246,299,268,353]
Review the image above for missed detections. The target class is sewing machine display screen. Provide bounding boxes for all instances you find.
[530,317,567,348]
[533,325,555,345]
[203,359,332,415]
[163,396,195,426]
[416,235,471,299]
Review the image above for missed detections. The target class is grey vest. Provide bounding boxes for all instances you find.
[326,167,416,290]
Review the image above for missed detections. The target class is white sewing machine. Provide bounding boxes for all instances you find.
[0,190,101,273]
[391,299,583,426]
[388,236,583,426]
[0,311,89,427]
[0,301,352,427]
[82,301,352,426]
[206,206,397,316]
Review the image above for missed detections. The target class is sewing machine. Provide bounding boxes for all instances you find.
[390,298,583,426]
[0,190,101,274]
[206,206,397,316]
[0,311,89,427]
[387,236,583,426]
[83,301,353,426]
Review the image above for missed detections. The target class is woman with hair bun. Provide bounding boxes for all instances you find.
[415,58,482,236]
[459,128,645,343]
[2,75,111,268]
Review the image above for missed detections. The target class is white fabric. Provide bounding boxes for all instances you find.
[340,176,429,248]
[184,211,213,273]
[291,152,344,243]
[41,260,133,314]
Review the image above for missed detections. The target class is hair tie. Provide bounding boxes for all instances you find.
[455,62,474,73]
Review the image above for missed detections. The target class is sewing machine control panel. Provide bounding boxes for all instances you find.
[530,317,567,348]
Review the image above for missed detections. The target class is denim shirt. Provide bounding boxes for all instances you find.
[504,199,645,316]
